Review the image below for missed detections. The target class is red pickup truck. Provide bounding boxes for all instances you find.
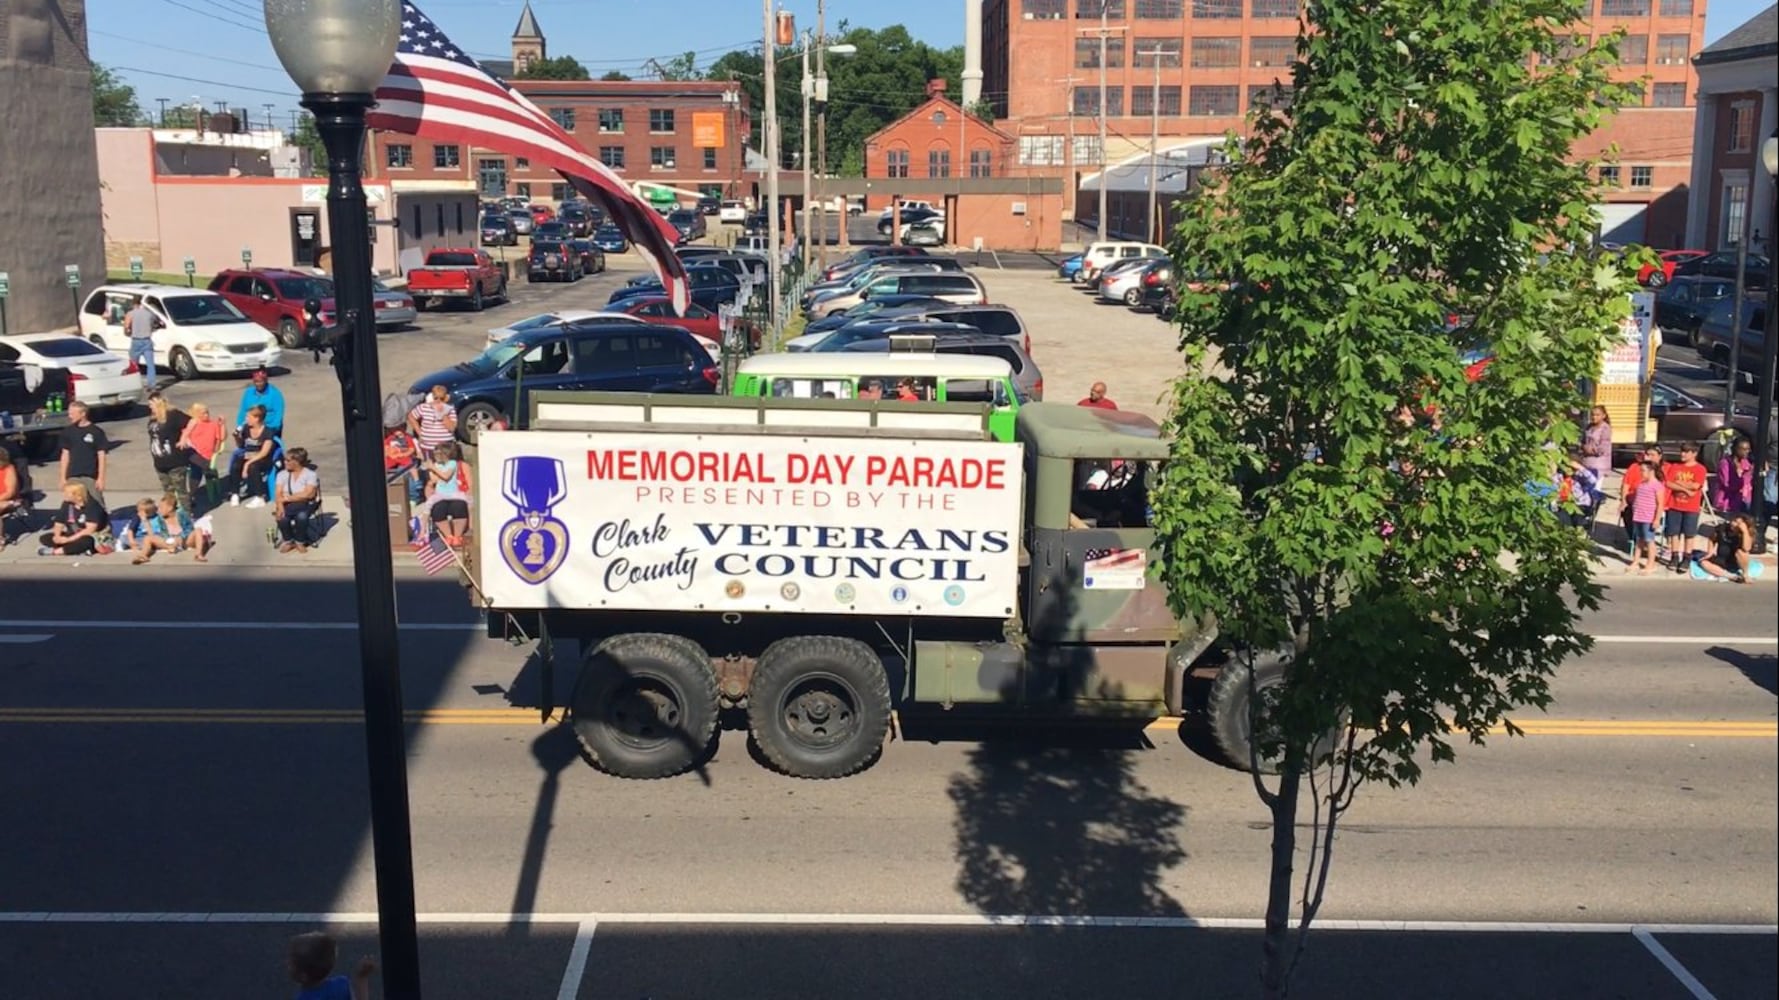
[407,248,509,312]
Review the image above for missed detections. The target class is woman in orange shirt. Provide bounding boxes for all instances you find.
[177,401,228,496]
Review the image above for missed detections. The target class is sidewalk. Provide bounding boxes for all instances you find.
[1578,469,1776,580]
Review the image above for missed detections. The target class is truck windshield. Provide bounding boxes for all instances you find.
[427,252,478,267]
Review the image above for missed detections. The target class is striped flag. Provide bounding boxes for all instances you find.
[413,533,457,575]
[368,2,689,313]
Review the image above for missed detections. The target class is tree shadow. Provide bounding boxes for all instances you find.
[1705,645,1778,696]
[947,737,1188,918]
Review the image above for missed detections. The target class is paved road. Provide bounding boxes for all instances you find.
[0,568,1772,997]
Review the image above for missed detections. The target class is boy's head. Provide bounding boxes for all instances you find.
[135,498,156,518]
[157,494,177,517]
[1680,442,1698,461]
[287,931,337,987]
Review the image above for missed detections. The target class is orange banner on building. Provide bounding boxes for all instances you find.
[692,112,726,149]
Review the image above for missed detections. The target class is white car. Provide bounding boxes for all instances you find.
[485,309,635,348]
[878,199,944,224]
[0,333,144,416]
[718,200,747,224]
[78,284,282,380]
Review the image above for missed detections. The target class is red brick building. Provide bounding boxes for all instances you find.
[978,0,1709,241]
[1684,7,1777,250]
[862,80,1015,195]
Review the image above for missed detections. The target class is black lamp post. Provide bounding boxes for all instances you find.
[1755,127,1778,548]
[262,3,421,997]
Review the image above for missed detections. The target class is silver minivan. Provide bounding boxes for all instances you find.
[815,271,985,316]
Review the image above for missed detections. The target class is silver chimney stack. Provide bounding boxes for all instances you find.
[962,0,983,109]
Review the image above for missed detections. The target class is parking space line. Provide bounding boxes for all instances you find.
[557,919,597,1000]
[1633,927,1719,1000]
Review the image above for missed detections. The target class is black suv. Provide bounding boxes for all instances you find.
[1671,251,1771,289]
[527,241,583,282]
[1654,275,1737,349]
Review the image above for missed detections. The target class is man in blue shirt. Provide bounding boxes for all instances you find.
[236,367,286,439]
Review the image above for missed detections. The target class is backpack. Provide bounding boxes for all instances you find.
[382,392,424,431]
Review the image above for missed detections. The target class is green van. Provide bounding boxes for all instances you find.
[731,351,1022,441]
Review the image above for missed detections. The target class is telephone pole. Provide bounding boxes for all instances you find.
[156,97,169,126]
[763,0,781,333]
[815,0,830,260]
[1144,45,1162,244]
[1096,0,1109,241]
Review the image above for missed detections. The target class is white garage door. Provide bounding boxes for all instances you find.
[1598,202,1648,246]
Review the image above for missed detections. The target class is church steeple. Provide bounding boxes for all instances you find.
[511,1,546,72]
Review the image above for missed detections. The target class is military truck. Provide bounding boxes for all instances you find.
[471,393,1272,779]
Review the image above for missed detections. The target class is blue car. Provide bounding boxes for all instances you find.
[607,263,742,312]
[591,224,628,254]
[1057,254,1084,281]
[799,295,952,336]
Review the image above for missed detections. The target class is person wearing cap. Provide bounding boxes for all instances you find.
[235,367,286,440]
[857,379,883,401]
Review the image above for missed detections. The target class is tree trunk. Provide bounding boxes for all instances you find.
[1260,763,1303,1000]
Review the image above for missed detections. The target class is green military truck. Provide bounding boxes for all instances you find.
[471,393,1271,779]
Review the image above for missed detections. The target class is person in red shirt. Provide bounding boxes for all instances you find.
[1661,441,1708,572]
[1078,381,1118,410]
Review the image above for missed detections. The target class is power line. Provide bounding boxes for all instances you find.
[90,29,273,71]
[110,64,300,98]
[156,0,263,33]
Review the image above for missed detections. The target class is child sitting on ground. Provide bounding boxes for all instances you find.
[138,493,202,562]
[287,931,375,1000]
[123,498,167,565]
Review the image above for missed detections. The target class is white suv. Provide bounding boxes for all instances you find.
[718,200,747,224]
[79,284,283,380]
[1076,242,1168,283]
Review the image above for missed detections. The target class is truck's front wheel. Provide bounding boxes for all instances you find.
[571,633,719,779]
[748,636,891,779]
[1205,648,1342,775]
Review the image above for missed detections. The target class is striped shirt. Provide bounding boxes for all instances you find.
[1630,478,1663,524]
[410,401,456,452]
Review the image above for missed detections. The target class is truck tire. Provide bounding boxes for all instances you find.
[571,633,719,779]
[1206,648,1343,775]
[471,285,485,311]
[747,636,891,779]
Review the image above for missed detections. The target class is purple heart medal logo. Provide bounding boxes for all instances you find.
[499,456,569,585]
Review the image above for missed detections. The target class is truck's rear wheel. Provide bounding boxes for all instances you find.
[571,633,719,779]
[471,285,485,311]
[1205,648,1342,775]
[747,636,891,779]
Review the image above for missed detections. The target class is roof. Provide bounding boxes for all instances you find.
[1694,4,1778,65]
[95,282,220,296]
[512,1,543,39]
[737,352,1014,378]
[1080,140,1223,194]
[1016,402,1169,460]
[862,94,1012,148]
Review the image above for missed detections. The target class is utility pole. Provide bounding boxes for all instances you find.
[156,97,169,126]
[1097,0,1109,241]
[815,0,829,260]
[1144,45,1161,244]
[801,29,813,270]
[763,0,782,334]
[263,103,276,131]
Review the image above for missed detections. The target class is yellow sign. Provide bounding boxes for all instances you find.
[692,111,726,149]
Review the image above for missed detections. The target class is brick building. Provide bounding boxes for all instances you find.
[863,80,1016,191]
[366,6,751,206]
[979,0,1709,242]
[1684,5,1777,251]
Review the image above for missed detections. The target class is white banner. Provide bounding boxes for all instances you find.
[476,430,1023,617]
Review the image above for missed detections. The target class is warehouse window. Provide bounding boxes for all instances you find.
[1249,37,1295,67]
[1016,136,1063,165]
[1192,0,1241,16]
[1652,83,1687,107]
[1600,0,1648,14]
[1076,0,1124,16]
[649,108,675,133]
[887,147,910,177]
[1075,36,1125,67]
[1134,38,1183,67]
[1658,0,1691,13]
[1022,0,1067,17]
[1630,166,1652,189]
[1135,0,1183,16]
[1190,37,1240,68]
[599,108,624,132]
[1250,0,1296,16]
[1249,84,1294,111]
[1188,85,1239,116]
[1654,34,1688,64]
[1617,35,1648,64]
[1072,86,1125,116]
[549,107,575,131]
[1131,85,1183,116]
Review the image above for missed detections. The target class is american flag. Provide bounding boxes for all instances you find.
[369,2,689,313]
[1084,548,1144,568]
[414,533,457,575]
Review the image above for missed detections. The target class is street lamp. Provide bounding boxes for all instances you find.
[262,3,422,998]
[1754,127,1778,550]
[802,38,855,269]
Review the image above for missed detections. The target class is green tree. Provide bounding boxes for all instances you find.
[515,55,590,81]
[91,63,143,126]
[291,113,327,177]
[1147,2,1635,996]
[648,51,703,81]
[599,69,633,82]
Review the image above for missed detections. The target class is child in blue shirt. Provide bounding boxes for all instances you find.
[287,931,375,1000]
[124,498,167,565]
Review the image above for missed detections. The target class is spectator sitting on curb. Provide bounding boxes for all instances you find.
[286,931,375,1000]
[38,482,108,557]
[122,497,166,565]
[1698,514,1756,584]
[273,448,321,554]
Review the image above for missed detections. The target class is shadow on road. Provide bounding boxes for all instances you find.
[1706,645,1778,696]
[506,724,582,932]
[946,736,1188,918]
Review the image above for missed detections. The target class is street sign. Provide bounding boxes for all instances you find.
[0,272,9,299]
[64,265,80,289]
[241,247,253,267]
[129,256,144,279]
[183,257,196,275]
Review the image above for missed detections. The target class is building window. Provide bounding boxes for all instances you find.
[386,144,412,168]
[1073,135,1104,164]
[1075,37,1125,68]
[1072,86,1126,116]
[702,147,717,170]
[1191,0,1242,16]
[515,182,532,198]
[1657,0,1692,14]
[549,107,575,131]
[1617,35,1647,64]
[970,148,992,177]
[599,146,625,169]
[1629,165,1653,189]
[515,157,530,170]
[1135,38,1183,67]
[886,148,910,177]
[1724,181,1748,245]
[1249,37,1296,67]
[550,183,573,202]
[599,108,624,132]
[1652,82,1687,107]
[1600,0,1648,14]
[1016,135,1063,165]
[435,204,445,237]
[1598,165,1621,186]
[1022,0,1067,17]
[1132,85,1183,116]
[1654,34,1688,64]
[1135,0,1183,15]
[1250,0,1296,16]
[1190,37,1240,68]
[1188,85,1239,116]
[432,144,460,169]
[1249,84,1293,111]
[1076,0,1124,16]
[650,146,676,169]
[1728,102,1754,152]
[928,146,951,178]
[649,109,675,133]
[1553,34,1586,60]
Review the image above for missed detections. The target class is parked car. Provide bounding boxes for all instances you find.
[803,258,962,306]
[558,204,596,237]
[841,330,1043,402]
[0,333,143,417]
[506,209,535,236]
[370,278,418,329]
[528,240,583,283]
[532,221,571,243]
[811,271,986,317]
[407,248,510,310]
[718,200,747,224]
[876,199,943,226]
[527,204,556,225]
[904,219,945,246]
[1671,250,1771,289]
[608,263,742,311]
[1693,295,1769,390]
[690,251,767,287]
[1654,276,1737,349]
[1097,258,1171,307]
[900,303,1031,354]
[609,296,727,344]
[591,223,629,254]
[697,194,721,216]
[78,284,281,380]
[742,211,768,235]
[411,321,719,440]
[1056,253,1085,282]
[563,239,605,275]
[499,195,529,211]
[820,246,931,282]
[876,206,942,236]
[1643,379,1759,460]
[480,212,519,246]
[1638,249,1707,287]
[1076,241,1168,284]
[667,209,706,243]
[791,296,954,346]
[207,268,336,348]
